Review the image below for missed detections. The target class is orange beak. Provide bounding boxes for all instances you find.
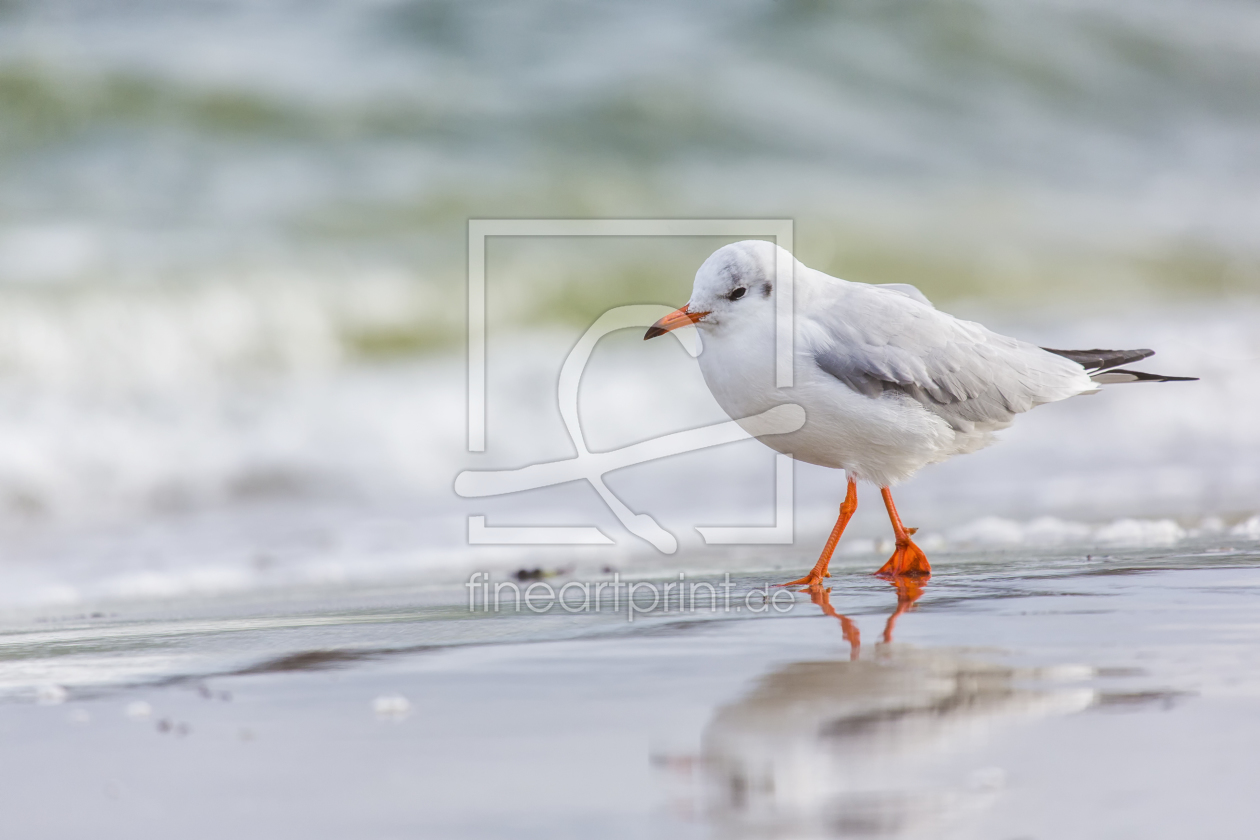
[644,305,709,340]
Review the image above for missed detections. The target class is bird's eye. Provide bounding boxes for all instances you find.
[729,286,747,301]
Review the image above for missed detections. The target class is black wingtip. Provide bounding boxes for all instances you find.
[1042,347,1155,371]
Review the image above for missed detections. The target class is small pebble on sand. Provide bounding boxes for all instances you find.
[373,694,411,721]
[125,701,153,720]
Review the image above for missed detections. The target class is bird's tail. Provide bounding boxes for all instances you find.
[1041,347,1198,384]
[1087,368,1199,384]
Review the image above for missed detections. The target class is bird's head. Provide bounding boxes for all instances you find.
[644,240,780,340]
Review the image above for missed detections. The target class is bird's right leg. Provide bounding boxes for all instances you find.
[780,478,858,587]
[875,487,931,578]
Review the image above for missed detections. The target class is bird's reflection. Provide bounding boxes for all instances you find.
[696,578,1094,838]
[806,577,928,660]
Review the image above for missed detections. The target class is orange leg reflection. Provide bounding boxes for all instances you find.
[804,575,927,655]
[805,586,861,659]
[781,479,858,587]
[881,575,926,644]
[874,487,931,579]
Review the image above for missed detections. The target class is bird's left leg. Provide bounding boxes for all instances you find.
[781,479,858,587]
[875,487,931,578]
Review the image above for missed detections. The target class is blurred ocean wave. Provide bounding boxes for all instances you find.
[2,0,1259,319]
[0,301,1249,608]
[0,270,457,383]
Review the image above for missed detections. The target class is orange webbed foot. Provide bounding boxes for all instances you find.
[875,532,931,579]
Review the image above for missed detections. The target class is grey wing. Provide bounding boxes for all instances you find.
[810,284,1091,431]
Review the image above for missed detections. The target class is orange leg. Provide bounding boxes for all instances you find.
[874,487,931,579]
[780,479,858,587]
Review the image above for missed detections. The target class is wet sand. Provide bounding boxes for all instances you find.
[2,544,1259,839]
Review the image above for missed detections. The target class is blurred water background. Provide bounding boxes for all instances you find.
[0,0,1259,608]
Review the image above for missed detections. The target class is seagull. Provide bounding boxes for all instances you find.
[644,241,1196,585]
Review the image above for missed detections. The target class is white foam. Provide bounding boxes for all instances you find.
[942,515,1189,549]
[0,306,1250,610]
[1231,515,1260,540]
[1094,518,1187,547]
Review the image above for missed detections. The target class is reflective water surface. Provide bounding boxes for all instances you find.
[0,550,1256,838]
[702,582,1098,837]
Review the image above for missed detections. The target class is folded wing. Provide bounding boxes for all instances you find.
[808,281,1093,432]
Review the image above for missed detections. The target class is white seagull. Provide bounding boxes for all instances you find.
[645,241,1195,584]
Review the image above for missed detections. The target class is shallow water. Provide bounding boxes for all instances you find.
[2,545,1259,838]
